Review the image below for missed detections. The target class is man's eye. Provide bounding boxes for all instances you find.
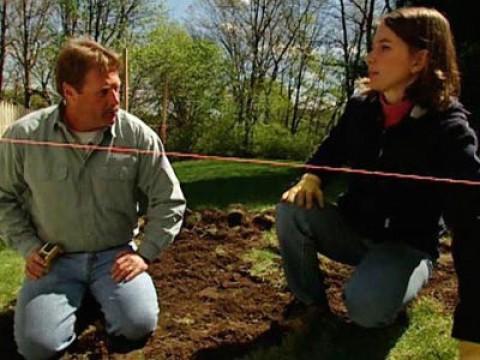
[100,89,109,96]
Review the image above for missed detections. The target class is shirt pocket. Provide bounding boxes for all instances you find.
[98,154,137,181]
[99,164,136,181]
[25,165,68,185]
[95,155,137,213]
[24,165,69,210]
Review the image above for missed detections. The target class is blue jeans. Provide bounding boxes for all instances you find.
[276,203,432,328]
[14,245,159,360]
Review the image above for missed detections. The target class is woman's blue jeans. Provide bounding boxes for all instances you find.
[276,202,432,328]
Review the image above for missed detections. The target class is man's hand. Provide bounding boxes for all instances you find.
[459,340,480,359]
[281,173,324,209]
[25,248,48,280]
[111,251,148,283]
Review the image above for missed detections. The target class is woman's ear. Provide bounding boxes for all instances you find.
[411,49,429,74]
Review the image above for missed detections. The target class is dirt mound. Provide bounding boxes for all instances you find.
[0,208,458,359]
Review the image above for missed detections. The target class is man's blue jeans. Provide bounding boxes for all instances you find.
[14,245,158,360]
[276,203,432,327]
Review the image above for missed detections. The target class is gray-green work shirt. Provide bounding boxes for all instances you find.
[0,105,186,262]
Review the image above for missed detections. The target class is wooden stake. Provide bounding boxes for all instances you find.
[122,48,129,112]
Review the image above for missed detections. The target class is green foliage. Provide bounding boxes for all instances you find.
[128,17,343,159]
[252,123,319,160]
[192,114,244,156]
[130,20,228,152]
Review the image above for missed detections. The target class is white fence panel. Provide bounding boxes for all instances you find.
[0,101,29,135]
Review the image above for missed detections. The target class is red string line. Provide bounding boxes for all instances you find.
[1,137,480,187]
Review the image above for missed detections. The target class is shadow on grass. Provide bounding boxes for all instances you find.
[181,170,349,210]
[181,172,298,209]
[193,313,409,360]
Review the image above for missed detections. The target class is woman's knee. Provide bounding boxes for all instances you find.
[344,284,398,328]
[275,203,309,239]
[275,202,295,228]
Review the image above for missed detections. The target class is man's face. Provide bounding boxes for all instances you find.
[67,69,121,130]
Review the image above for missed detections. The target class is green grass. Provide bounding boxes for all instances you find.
[173,159,300,210]
[240,230,286,290]
[388,298,457,359]
[0,247,24,309]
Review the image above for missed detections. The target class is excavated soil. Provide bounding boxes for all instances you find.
[0,208,458,359]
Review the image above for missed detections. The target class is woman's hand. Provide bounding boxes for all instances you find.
[281,173,324,209]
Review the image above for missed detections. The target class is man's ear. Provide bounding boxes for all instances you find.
[411,49,429,74]
[63,83,78,103]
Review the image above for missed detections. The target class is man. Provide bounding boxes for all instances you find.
[0,38,186,359]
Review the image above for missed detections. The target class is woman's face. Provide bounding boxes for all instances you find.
[367,22,426,103]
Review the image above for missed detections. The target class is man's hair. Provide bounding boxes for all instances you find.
[382,7,460,110]
[55,38,121,96]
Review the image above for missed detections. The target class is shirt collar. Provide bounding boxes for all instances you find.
[52,101,117,139]
[410,105,428,119]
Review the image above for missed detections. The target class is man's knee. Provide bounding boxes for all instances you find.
[15,294,77,360]
[17,327,71,360]
[116,305,158,340]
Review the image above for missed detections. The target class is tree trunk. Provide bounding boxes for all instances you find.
[22,0,31,108]
[160,80,169,145]
[0,0,7,99]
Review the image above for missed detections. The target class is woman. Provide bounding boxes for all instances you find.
[276,7,480,358]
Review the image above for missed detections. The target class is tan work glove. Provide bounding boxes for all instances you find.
[281,173,324,209]
[459,341,480,360]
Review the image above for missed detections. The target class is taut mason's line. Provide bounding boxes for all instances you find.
[1,137,480,187]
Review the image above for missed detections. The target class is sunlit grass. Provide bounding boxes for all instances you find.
[173,159,299,210]
[0,247,24,309]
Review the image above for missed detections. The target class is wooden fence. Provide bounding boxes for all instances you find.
[0,101,29,135]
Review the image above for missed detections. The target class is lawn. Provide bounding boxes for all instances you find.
[0,248,24,309]
[0,159,458,359]
[172,159,300,210]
